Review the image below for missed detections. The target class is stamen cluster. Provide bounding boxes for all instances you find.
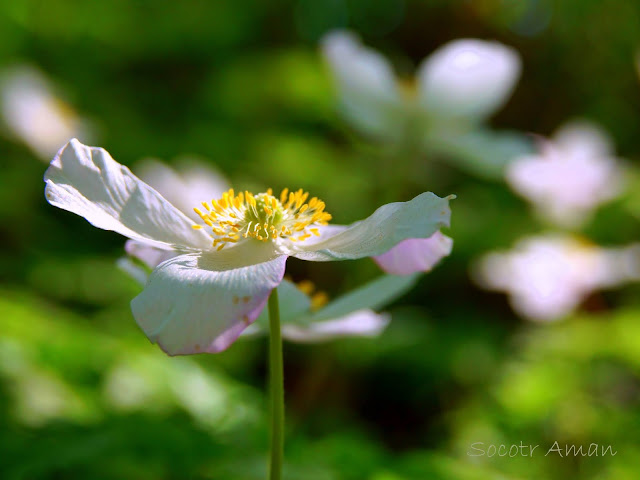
[193,188,332,251]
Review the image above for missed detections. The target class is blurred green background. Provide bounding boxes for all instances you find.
[2,1,640,479]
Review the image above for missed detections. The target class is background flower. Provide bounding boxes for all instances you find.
[506,121,625,228]
[0,65,94,161]
[321,30,531,177]
[322,31,521,139]
[473,235,640,321]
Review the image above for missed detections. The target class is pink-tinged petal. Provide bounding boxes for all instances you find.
[505,122,625,228]
[280,192,453,262]
[282,310,390,343]
[44,139,211,250]
[131,249,287,356]
[373,231,453,275]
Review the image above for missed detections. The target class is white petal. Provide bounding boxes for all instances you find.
[553,121,613,159]
[280,192,453,262]
[282,310,390,343]
[44,139,211,250]
[373,231,453,275]
[417,39,521,120]
[125,240,179,269]
[131,252,288,355]
[245,274,415,342]
[322,30,400,103]
[321,30,402,138]
[135,158,229,222]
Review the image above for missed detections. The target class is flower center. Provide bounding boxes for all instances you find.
[192,188,332,251]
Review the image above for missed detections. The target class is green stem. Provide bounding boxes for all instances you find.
[268,288,284,480]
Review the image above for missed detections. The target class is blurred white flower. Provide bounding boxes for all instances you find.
[0,65,93,160]
[473,235,640,322]
[321,30,521,141]
[506,121,625,228]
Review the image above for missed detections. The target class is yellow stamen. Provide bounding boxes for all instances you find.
[296,280,315,295]
[192,186,331,249]
[311,291,329,311]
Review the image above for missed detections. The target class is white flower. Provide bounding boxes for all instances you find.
[118,159,452,344]
[506,121,625,228]
[1,65,93,160]
[473,235,640,322]
[45,139,453,355]
[321,30,521,141]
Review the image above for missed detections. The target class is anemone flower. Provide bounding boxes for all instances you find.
[473,235,640,322]
[506,121,625,228]
[321,30,526,176]
[118,158,452,343]
[45,139,453,356]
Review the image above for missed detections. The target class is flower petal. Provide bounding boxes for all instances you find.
[553,121,613,159]
[131,252,287,355]
[135,158,229,222]
[505,123,624,228]
[282,310,390,343]
[280,192,453,261]
[44,139,211,250]
[125,239,178,269]
[321,30,402,138]
[417,39,521,121]
[246,275,410,342]
[373,231,453,275]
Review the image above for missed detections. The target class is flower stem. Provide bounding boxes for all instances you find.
[268,288,284,480]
